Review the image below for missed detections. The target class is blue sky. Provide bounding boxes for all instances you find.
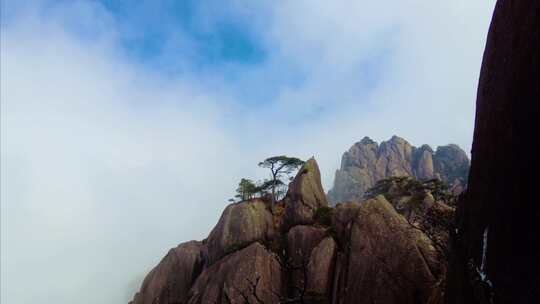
[1,1,496,303]
[3,1,267,65]
[2,0,392,107]
[99,0,266,66]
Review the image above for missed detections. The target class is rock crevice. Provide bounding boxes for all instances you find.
[131,158,451,304]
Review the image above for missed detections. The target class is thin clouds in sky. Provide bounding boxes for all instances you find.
[1,1,495,303]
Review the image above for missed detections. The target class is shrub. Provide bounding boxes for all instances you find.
[314,206,334,227]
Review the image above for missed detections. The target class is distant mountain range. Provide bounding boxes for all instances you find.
[327,136,470,204]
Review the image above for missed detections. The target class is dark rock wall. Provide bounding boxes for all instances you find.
[446,1,540,303]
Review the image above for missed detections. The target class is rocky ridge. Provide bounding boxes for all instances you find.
[327,136,470,205]
[130,157,453,304]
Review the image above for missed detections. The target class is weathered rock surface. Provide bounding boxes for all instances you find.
[187,242,283,304]
[342,196,443,304]
[446,1,540,303]
[365,177,456,256]
[328,136,470,204]
[206,199,275,264]
[306,237,337,297]
[131,241,205,304]
[331,202,360,244]
[432,144,470,191]
[286,225,327,299]
[132,159,450,304]
[287,225,327,263]
[415,145,436,180]
[284,157,329,228]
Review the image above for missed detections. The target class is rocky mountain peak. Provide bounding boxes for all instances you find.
[284,157,328,229]
[328,136,470,204]
[130,156,451,304]
[389,134,408,144]
[419,144,434,153]
[359,136,377,145]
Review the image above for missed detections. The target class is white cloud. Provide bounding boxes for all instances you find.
[1,1,495,303]
[1,8,248,303]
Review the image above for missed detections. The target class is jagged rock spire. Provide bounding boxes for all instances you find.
[283,157,328,229]
[328,136,470,204]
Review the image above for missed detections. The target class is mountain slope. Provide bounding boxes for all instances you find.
[327,136,469,204]
[130,158,452,304]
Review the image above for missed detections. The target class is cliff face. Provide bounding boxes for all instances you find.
[446,1,540,303]
[131,158,452,304]
[327,136,469,204]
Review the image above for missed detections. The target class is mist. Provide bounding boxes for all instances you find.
[1,1,495,303]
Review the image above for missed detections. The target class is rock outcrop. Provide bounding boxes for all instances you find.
[206,199,275,264]
[327,136,470,204]
[188,242,283,304]
[131,158,450,304]
[284,157,329,228]
[306,237,337,297]
[286,225,327,300]
[365,176,456,255]
[131,241,205,304]
[446,1,540,303]
[286,225,327,264]
[340,196,443,304]
[331,202,360,242]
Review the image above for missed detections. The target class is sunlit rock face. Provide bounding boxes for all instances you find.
[130,241,206,304]
[284,157,329,229]
[446,1,540,303]
[327,136,470,205]
[339,196,443,304]
[187,242,283,304]
[131,158,452,304]
[206,199,276,265]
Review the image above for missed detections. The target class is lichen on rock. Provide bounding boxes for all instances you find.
[206,199,276,265]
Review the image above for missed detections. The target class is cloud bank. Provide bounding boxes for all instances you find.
[1,1,495,303]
